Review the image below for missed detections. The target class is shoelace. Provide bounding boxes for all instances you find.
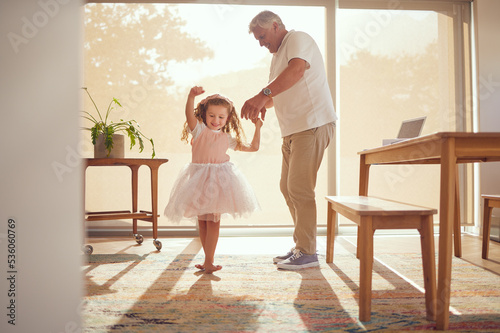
[289,249,304,260]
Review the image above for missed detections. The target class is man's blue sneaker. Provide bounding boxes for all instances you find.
[276,249,319,270]
[273,247,295,264]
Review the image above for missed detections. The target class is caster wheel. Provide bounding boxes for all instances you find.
[134,234,144,244]
[83,245,93,255]
[153,239,162,251]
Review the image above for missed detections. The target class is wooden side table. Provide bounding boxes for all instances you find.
[83,158,168,253]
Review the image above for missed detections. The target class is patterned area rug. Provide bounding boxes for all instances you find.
[82,245,500,332]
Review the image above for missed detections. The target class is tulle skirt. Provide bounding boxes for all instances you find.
[164,162,260,223]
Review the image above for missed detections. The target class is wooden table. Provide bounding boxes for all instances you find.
[358,132,500,330]
[83,158,169,252]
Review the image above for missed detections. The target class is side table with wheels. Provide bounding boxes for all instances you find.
[83,158,169,253]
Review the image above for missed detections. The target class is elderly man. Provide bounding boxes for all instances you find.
[241,10,337,270]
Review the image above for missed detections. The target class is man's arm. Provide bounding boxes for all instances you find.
[241,58,307,120]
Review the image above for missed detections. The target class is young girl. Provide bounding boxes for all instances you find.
[164,86,262,273]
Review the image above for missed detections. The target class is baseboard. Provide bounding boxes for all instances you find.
[86,226,320,238]
[86,225,427,238]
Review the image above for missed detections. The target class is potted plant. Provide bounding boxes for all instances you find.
[81,87,156,158]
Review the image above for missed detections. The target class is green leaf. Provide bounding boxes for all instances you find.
[150,138,156,159]
[104,127,115,156]
[126,127,137,150]
[91,126,99,145]
[82,87,104,122]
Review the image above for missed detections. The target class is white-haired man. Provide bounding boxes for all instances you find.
[241,10,337,270]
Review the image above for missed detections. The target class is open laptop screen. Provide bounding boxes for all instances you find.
[397,116,426,139]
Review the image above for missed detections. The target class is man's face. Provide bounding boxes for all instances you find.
[252,22,280,54]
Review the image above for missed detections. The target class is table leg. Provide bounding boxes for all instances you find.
[150,166,159,240]
[436,138,456,330]
[130,165,140,235]
[358,156,371,260]
[359,155,370,196]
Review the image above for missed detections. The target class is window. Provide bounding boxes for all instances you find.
[83,3,328,230]
[337,1,473,228]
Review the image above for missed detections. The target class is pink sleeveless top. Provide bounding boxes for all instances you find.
[163,122,259,222]
[191,124,233,164]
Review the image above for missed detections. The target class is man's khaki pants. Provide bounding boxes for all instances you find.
[280,122,335,255]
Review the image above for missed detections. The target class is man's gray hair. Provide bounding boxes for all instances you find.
[248,10,285,33]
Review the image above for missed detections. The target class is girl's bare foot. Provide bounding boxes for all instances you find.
[195,264,205,271]
[204,263,222,274]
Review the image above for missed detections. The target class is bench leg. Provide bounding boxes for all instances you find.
[356,227,375,261]
[326,202,336,263]
[359,216,373,322]
[419,215,437,321]
[482,199,493,259]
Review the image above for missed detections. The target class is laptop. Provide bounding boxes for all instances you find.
[382,116,426,146]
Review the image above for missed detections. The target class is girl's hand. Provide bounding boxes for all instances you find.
[252,117,263,128]
[189,86,205,98]
[185,86,204,131]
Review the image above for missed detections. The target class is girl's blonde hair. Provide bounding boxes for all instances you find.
[181,94,246,149]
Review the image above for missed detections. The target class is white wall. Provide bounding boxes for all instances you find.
[475,0,500,221]
[0,0,82,331]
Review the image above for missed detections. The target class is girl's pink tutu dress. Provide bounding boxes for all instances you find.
[164,122,259,222]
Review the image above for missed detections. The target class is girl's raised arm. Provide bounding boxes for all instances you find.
[185,86,205,131]
[239,118,263,152]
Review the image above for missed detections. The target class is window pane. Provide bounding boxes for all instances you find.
[83,4,327,229]
[338,7,463,224]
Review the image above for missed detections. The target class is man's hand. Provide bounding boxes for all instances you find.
[241,93,268,120]
[241,58,305,121]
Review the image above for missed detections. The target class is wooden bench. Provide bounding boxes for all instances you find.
[482,194,500,259]
[325,196,437,322]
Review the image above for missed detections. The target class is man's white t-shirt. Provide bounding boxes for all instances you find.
[270,30,337,137]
